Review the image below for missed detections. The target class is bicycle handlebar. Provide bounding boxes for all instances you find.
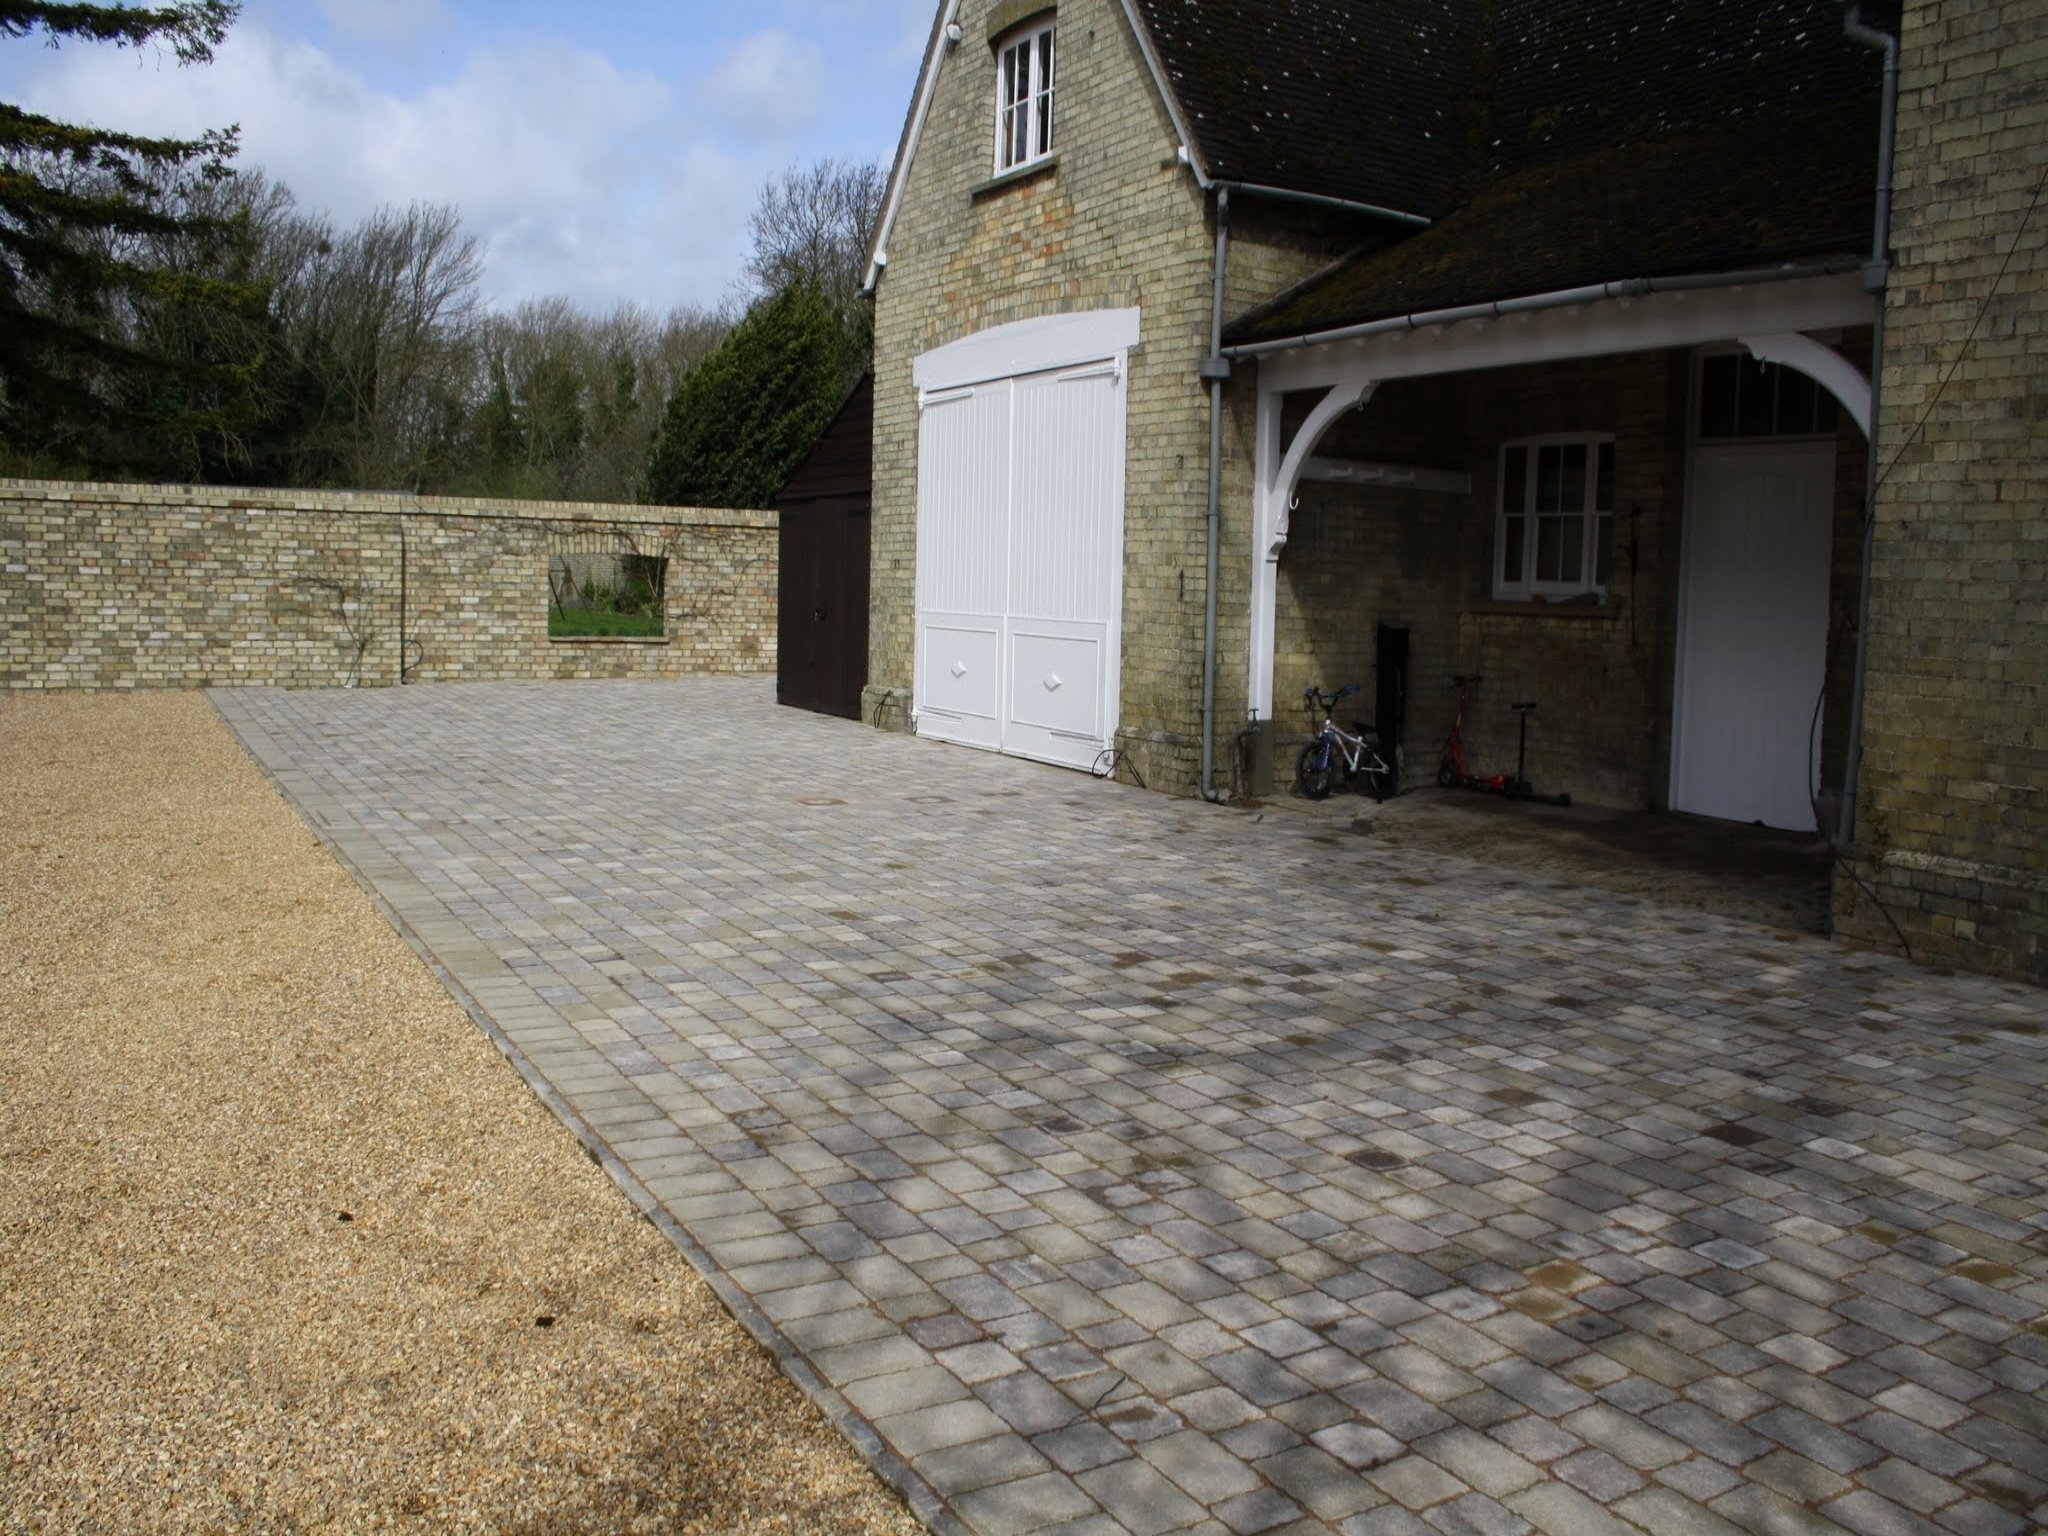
[1304,683,1360,708]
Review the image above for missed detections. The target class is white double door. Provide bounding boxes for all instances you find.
[1672,443,1835,830]
[914,361,1125,772]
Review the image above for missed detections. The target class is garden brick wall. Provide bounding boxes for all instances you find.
[865,0,1353,789]
[1835,0,2048,982]
[0,480,776,691]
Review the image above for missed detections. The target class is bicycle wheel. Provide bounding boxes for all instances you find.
[1296,739,1339,800]
[1361,758,1394,802]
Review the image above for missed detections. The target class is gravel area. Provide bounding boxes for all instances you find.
[0,692,925,1536]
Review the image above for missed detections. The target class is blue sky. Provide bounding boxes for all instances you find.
[4,0,935,313]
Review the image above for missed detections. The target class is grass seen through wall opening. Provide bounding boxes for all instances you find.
[548,553,667,640]
[548,606,663,639]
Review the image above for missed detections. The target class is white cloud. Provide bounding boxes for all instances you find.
[14,21,766,314]
[699,29,825,141]
[314,0,448,44]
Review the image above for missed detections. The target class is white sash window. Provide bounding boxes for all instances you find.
[995,19,1056,173]
[1496,435,1615,600]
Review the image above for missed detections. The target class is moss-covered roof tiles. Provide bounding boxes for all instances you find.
[1124,0,1882,339]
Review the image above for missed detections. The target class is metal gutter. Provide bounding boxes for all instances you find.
[1210,180,1432,231]
[1220,261,1865,360]
[1838,2,1899,849]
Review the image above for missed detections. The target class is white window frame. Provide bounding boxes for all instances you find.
[1493,433,1614,601]
[1692,347,1842,444]
[994,18,1056,174]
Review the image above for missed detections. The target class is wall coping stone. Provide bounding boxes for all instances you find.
[0,477,776,529]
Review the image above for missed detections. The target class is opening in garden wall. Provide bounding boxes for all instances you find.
[548,551,670,640]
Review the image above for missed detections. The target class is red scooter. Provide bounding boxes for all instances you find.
[1436,675,1571,806]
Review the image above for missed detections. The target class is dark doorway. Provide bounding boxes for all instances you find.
[1376,622,1409,789]
[778,500,870,718]
[775,374,873,720]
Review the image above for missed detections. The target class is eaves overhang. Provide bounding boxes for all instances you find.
[1236,263,1876,396]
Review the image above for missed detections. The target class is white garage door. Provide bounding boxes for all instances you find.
[913,311,1134,773]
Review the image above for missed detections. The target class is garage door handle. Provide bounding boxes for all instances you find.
[813,608,827,622]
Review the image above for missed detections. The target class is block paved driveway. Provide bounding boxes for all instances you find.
[215,679,2048,1536]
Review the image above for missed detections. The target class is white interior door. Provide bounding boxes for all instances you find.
[914,356,1124,772]
[1672,444,1834,829]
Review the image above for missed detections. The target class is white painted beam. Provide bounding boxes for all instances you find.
[1268,382,1373,554]
[1738,332,1873,437]
[1258,274,1874,394]
[1299,457,1473,495]
[1249,381,1376,721]
[1248,390,1285,722]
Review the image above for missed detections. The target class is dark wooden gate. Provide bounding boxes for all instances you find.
[778,499,870,718]
[775,375,872,720]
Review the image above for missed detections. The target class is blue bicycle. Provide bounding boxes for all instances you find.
[1296,684,1394,801]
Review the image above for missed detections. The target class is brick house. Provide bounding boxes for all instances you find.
[861,0,2047,982]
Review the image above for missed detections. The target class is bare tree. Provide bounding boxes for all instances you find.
[277,202,483,489]
[742,159,885,316]
[458,299,730,503]
[15,147,752,497]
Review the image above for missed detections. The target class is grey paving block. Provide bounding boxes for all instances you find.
[222,680,2048,1536]
[1750,1406,1883,1474]
[1037,1420,1135,1475]
[955,1471,1101,1536]
[977,1370,1088,1435]
[918,1433,1056,1496]
[1424,1491,1531,1536]
[1137,1429,1263,1504]
[1075,1457,1208,1536]
[1213,1487,1306,1535]
[1258,1444,1383,1520]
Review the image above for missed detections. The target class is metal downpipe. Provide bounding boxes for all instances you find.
[1839,3,1899,847]
[1199,189,1231,802]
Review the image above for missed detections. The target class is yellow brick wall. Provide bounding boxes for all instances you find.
[1833,0,2048,981]
[0,480,776,689]
[865,0,1351,790]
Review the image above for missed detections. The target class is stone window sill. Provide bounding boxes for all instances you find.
[547,635,671,646]
[970,154,1059,203]
[1467,598,1622,622]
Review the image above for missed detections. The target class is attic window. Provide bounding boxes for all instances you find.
[995,18,1055,173]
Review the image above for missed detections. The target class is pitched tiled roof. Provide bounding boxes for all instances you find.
[1122,0,1882,342]
[1485,1,1877,178]
[1225,99,1874,345]
[1129,0,1477,217]
[1130,0,1877,212]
